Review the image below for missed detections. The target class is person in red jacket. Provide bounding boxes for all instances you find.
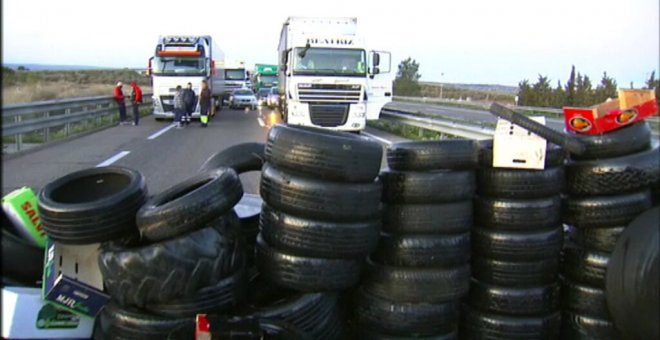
[129,81,143,126]
[114,81,127,124]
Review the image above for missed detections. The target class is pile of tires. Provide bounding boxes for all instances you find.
[460,140,564,339]
[352,140,478,338]
[256,124,384,339]
[561,121,658,339]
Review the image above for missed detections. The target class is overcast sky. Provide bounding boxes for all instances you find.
[3,0,658,86]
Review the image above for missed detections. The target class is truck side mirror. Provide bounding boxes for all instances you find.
[374,67,380,75]
[373,53,380,67]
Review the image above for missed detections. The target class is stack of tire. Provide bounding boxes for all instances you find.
[461,140,565,339]
[257,124,383,339]
[561,121,658,339]
[353,140,477,338]
[93,167,246,339]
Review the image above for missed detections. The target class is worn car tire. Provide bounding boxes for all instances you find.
[468,279,559,316]
[560,311,621,340]
[265,124,382,182]
[472,256,558,287]
[460,304,560,340]
[259,204,380,259]
[371,232,470,267]
[606,206,659,340]
[199,142,265,173]
[567,226,625,253]
[561,246,609,288]
[560,277,610,320]
[477,166,564,199]
[386,139,478,171]
[137,168,243,242]
[562,190,652,229]
[260,163,382,222]
[478,139,566,168]
[382,201,472,234]
[256,234,362,291]
[1,227,43,287]
[380,170,476,204]
[95,302,194,340]
[38,166,147,244]
[355,327,458,340]
[474,195,561,231]
[570,120,652,160]
[362,258,470,303]
[354,286,459,336]
[98,217,244,307]
[565,143,660,196]
[471,226,562,261]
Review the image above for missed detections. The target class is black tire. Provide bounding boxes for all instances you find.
[567,226,625,253]
[565,143,660,196]
[371,232,470,267]
[95,302,194,340]
[560,277,610,320]
[380,170,476,204]
[460,303,561,340]
[477,139,566,168]
[471,256,558,287]
[386,139,478,171]
[362,258,470,303]
[98,217,244,307]
[1,227,43,287]
[265,124,383,182]
[38,166,147,244]
[561,246,609,288]
[355,327,458,340]
[199,142,265,173]
[259,204,380,259]
[256,234,362,291]
[477,166,564,199]
[382,201,472,234]
[199,315,312,340]
[260,163,382,222]
[560,311,621,340]
[562,190,652,229]
[136,168,243,243]
[354,286,459,336]
[471,225,562,261]
[474,195,561,231]
[234,193,262,246]
[467,279,559,316]
[570,120,652,160]
[606,206,659,340]
[144,267,247,317]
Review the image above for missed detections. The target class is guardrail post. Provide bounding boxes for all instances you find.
[15,115,23,152]
[64,108,71,136]
[43,111,50,143]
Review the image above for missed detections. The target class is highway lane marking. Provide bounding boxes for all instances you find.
[362,131,393,146]
[257,117,266,127]
[96,151,130,167]
[147,123,176,140]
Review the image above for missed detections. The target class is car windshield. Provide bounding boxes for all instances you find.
[258,89,271,96]
[270,88,280,95]
[292,48,366,77]
[234,90,253,96]
[153,57,206,76]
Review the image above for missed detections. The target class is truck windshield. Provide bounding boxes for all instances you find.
[293,48,366,77]
[153,57,206,76]
[258,75,278,84]
[225,70,246,80]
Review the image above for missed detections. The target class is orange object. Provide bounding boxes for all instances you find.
[563,89,658,135]
[158,50,201,56]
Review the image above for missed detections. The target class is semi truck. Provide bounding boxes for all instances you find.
[220,60,251,105]
[277,17,392,132]
[253,63,279,91]
[147,35,224,120]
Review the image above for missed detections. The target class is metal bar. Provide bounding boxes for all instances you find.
[380,109,494,140]
[3,107,115,136]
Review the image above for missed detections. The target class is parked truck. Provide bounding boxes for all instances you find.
[253,63,279,92]
[147,35,224,120]
[277,17,392,131]
[220,60,251,105]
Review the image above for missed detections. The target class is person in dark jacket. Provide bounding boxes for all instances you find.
[199,80,211,127]
[182,82,196,126]
[129,81,143,126]
[114,82,127,124]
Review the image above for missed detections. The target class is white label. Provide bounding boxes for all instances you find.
[493,117,547,170]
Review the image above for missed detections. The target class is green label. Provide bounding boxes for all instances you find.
[36,304,79,329]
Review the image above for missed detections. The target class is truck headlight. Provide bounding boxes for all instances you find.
[354,104,366,117]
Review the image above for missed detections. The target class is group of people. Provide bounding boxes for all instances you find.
[113,81,143,125]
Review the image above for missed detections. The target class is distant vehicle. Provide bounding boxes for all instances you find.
[229,89,257,110]
[253,64,279,92]
[267,87,280,108]
[221,60,251,106]
[256,88,271,106]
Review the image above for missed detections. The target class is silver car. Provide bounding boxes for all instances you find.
[229,89,257,110]
[267,87,280,108]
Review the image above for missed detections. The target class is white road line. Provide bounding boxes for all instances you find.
[96,151,130,167]
[257,117,266,127]
[362,131,393,146]
[147,123,176,140]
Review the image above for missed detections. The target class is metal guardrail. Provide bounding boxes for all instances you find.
[2,94,152,153]
[393,96,563,115]
[380,108,494,140]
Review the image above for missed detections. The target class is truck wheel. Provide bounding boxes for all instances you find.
[562,190,652,229]
[371,232,470,267]
[472,256,559,286]
[474,195,561,231]
[386,140,478,171]
[380,170,476,204]
[460,304,560,340]
[471,225,563,261]
[382,201,473,234]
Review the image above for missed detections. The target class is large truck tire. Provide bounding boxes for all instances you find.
[371,232,470,267]
[477,166,564,199]
[199,142,265,173]
[460,304,561,340]
[570,120,652,160]
[380,170,476,204]
[382,201,472,234]
[386,140,478,171]
[136,168,243,243]
[38,166,147,244]
[471,226,563,261]
[562,190,652,229]
[265,124,382,182]
[472,256,558,287]
[467,279,559,316]
[474,195,561,231]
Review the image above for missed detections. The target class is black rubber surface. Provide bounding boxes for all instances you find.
[561,246,610,288]
[477,166,564,199]
[467,279,559,316]
[199,142,265,173]
[562,190,652,229]
[474,195,561,231]
[560,311,621,340]
[567,226,626,253]
[380,170,476,204]
[382,201,472,234]
[1,226,44,287]
[570,120,652,160]
[95,302,194,340]
[371,232,470,267]
[460,303,561,340]
[471,225,563,261]
[472,256,559,287]
[386,139,478,171]
[560,277,610,320]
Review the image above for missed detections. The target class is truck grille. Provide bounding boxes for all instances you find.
[160,95,174,112]
[298,84,361,103]
[309,104,349,127]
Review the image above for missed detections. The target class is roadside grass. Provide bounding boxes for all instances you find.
[367,119,461,140]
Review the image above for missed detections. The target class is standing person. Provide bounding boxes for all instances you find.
[114,82,127,124]
[199,80,211,127]
[173,85,185,128]
[182,82,196,126]
[129,81,143,126]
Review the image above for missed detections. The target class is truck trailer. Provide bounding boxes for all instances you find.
[253,63,279,92]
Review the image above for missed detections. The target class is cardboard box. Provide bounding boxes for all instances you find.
[493,117,547,170]
[42,240,110,318]
[2,187,47,248]
[563,89,658,135]
[2,286,94,339]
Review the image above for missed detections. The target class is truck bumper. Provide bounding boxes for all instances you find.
[287,102,367,131]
